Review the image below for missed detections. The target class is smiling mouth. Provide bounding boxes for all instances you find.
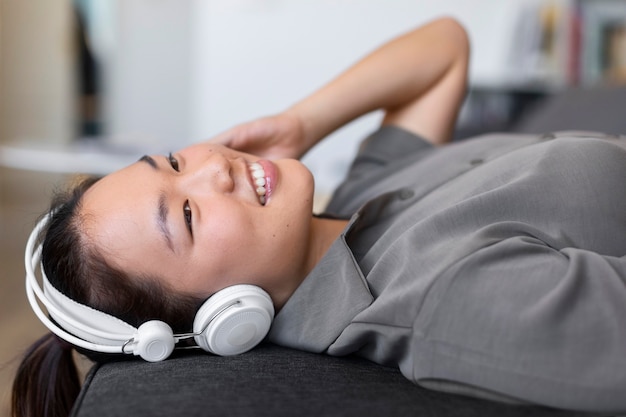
[248,162,267,205]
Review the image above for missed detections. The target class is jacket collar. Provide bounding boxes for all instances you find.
[268,213,374,352]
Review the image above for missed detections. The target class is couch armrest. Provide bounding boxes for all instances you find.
[70,344,586,417]
[513,85,626,135]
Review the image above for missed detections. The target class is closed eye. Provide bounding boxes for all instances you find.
[168,152,180,172]
[184,200,193,235]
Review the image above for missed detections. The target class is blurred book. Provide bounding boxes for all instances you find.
[576,0,626,84]
[507,0,626,87]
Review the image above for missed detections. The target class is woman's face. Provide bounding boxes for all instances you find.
[80,142,315,303]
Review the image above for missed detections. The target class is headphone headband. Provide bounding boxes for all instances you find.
[24,213,274,361]
[25,214,132,353]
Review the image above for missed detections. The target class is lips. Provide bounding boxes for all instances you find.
[247,160,276,205]
[248,162,267,205]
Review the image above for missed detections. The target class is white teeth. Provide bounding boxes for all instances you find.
[249,162,267,205]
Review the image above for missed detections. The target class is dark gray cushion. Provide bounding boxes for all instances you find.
[71,344,589,417]
[513,85,626,135]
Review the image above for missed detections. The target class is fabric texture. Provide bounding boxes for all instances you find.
[71,344,586,417]
[269,126,626,413]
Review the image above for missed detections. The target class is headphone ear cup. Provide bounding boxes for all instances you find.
[135,321,175,362]
[193,285,274,356]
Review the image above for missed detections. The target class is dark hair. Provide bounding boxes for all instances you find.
[12,176,205,417]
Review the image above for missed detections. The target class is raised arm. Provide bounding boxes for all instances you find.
[215,17,470,158]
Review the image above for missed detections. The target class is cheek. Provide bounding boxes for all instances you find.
[198,207,257,265]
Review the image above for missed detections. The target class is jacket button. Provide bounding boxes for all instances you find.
[399,189,414,200]
[470,158,483,166]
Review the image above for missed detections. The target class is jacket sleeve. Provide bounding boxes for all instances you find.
[417,232,626,413]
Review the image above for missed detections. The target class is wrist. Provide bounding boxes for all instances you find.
[284,105,321,155]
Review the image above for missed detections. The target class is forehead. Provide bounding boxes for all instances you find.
[80,162,162,261]
[83,163,151,217]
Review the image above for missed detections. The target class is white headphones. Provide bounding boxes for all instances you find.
[25,214,275,362]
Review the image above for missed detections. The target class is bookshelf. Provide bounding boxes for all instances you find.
[456,0,626,138]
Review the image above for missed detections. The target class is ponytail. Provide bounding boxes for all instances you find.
[11,332,81,417]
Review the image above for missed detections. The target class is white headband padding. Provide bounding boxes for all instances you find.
[42,268,137,346]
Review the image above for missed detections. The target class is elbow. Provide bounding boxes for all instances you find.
[432,16,471,62]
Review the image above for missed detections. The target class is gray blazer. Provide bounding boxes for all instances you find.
[269,126,626,413]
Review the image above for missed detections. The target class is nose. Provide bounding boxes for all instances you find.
[180,152,234,194]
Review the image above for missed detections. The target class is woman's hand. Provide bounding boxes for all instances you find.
[211,111,311,160]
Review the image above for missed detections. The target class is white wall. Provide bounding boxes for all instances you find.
[102,0,193,150]
[102,0,545,193]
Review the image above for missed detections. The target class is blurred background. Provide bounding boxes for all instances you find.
[1,0,625,415]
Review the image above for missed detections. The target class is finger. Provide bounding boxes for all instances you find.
[208,130,234,146]
[209,125,253,149]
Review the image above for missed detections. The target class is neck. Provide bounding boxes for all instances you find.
[307,216,349,272]
[273,216,348,311]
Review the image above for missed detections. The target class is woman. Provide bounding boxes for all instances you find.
[13,16,626,416]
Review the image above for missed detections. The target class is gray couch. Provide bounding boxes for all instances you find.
[70,85,626,417]
[71,344,590,417]
[511,85,626,135]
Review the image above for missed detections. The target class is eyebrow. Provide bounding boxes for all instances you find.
[139,154,158,169]
[139,155,175,253]
[158,192,175,254]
